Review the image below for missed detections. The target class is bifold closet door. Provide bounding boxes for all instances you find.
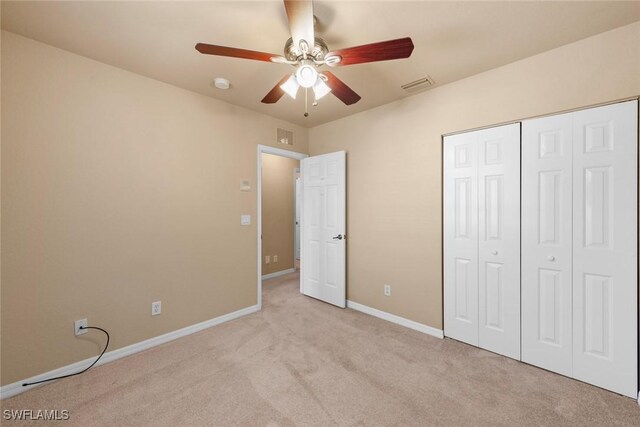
[572,101,637,398]
[477,125,521,360]
[444,132,479,347]
[522,100,638,398]
[444,124,521,358]
[522,113,574,376]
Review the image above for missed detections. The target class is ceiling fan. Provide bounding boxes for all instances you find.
[195,0,414,115]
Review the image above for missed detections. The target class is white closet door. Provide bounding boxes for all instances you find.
[477,124,521,359]
[521,114,574,376]
[444,132,479,346]
[572,101,637,398]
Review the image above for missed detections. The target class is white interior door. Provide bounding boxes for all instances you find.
[445,124,520,357]
[477,124,521,359]
[571,101,637,398]
[444,132,479,346]
[301,151,346,308]
[522,113,574,376]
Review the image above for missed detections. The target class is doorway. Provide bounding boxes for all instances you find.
[257,145,308,309]
[294,168,301,268]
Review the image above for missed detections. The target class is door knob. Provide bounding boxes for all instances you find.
[332,234,343,240]
[547,255,556,261]
[491,250,498,255]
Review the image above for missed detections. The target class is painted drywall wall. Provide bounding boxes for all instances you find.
[309,22,640,330]
[0,30,308,386]
[261,154,299,275]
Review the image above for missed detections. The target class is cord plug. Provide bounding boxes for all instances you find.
[74,319,88,336]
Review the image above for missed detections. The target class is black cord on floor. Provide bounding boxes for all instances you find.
[22,326,110,387]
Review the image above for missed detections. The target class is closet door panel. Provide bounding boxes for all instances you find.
[477,124,521,359]
[572,100,638,398]
[521,114,573,376]
[444,133,479,346]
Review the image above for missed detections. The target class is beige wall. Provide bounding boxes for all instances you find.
[261,154,299,275]
[0,31,308,386]
[309,22,640,330]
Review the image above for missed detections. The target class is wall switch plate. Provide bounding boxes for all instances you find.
[384,284,392,297]
[241,215,251,226]
[75,319,88,336]
[240,180,251,191]
[273,255,278,263]
[265,255,270,264]
[151,301,162,316]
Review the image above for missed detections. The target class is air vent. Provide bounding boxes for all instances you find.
[401,76,435,92]
[277,128,294,145]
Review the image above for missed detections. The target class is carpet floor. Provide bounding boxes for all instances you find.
[2,271,639,426]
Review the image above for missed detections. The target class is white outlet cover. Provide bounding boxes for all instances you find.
[273,255,278,262]
[384,284,391,296]
[241,214,251,226]
[265,255,270,264]
[151,301,162,316]
[75,319,88,336]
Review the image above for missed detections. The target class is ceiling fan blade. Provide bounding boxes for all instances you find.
[323,71,361,105]
[261,74,292,104]
[195,43,279,62]
[326,37,414,66]
[284,0,315,50]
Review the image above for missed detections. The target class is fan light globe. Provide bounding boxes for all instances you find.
[280,74,300,99]
[296,64,318,88]
[313,78,331,100]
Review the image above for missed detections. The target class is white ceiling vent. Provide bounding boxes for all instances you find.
[277,128,294,146]
[401,76,435,92]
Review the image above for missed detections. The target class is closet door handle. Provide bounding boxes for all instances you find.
[547,255,556,262]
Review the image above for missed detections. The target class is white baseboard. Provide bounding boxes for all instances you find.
[0,304,259,400]
[347,300,444,339]
[262,268,295,281]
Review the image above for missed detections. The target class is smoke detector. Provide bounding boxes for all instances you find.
[213,77,230,90]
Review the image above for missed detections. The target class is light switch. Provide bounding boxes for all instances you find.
[240,180,251,192]
[241,215,251,226]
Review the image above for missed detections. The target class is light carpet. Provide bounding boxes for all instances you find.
[2,271,639,426]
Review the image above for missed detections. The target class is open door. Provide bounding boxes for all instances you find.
[300,151,346,308]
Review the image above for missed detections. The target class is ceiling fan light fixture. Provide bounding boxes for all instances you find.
[313,77,331,100]
[295,63,318,88]
[280,74,300,99]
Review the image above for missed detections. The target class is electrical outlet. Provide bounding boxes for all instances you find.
[151,301,162,316]
[273,255,278,263]
[74,319,88,336]
[265,255,270,264]
[384,284,392,297]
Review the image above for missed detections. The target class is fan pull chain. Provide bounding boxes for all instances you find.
[304,88,309,117]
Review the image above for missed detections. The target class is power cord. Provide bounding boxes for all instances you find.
[22,326,110,387]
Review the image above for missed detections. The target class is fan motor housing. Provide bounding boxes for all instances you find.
[284,37,328,62]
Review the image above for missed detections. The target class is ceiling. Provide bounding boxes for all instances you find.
[2,1,639,127]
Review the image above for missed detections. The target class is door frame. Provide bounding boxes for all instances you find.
[257,145,308,310]
[293,168,301,265]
